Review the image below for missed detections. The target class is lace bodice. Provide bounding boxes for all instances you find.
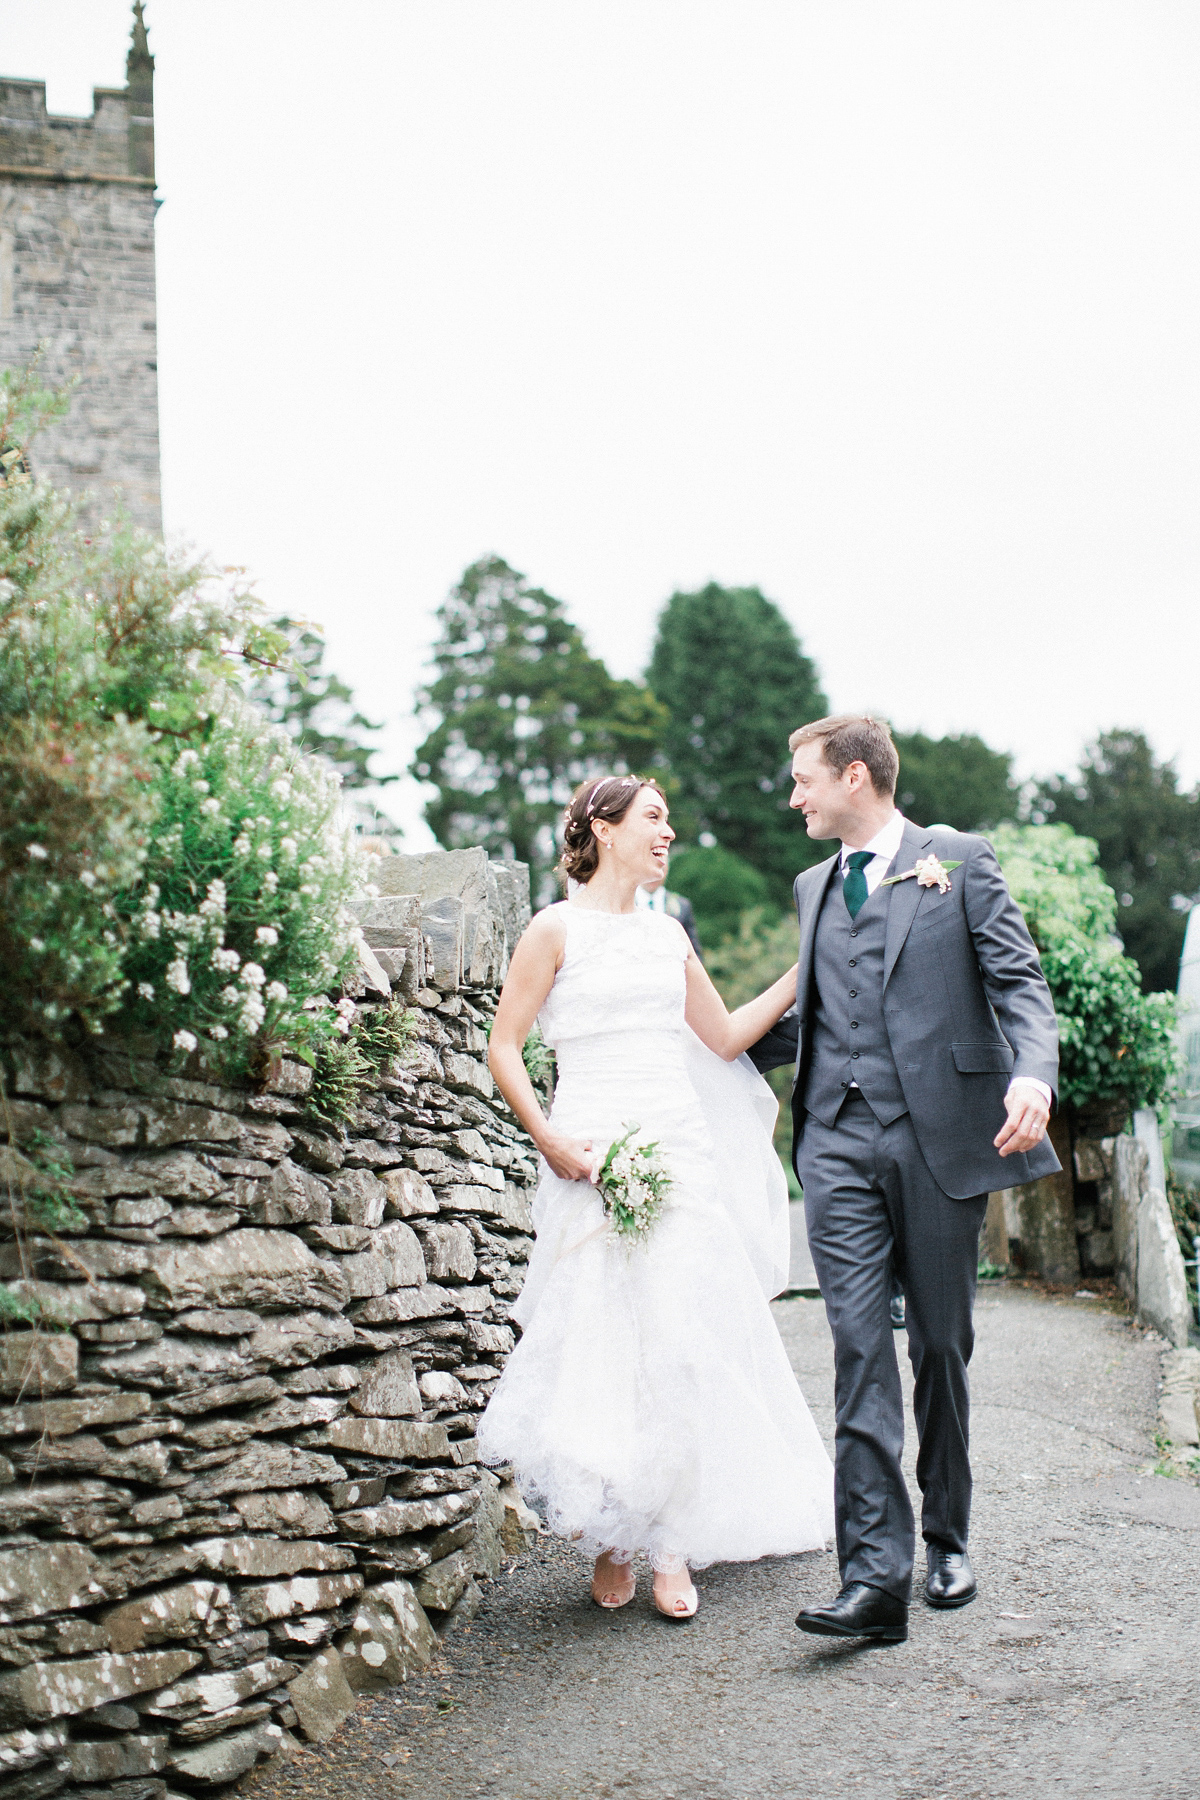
[537,903,689,1072]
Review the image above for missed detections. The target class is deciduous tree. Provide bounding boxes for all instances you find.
[412,557,665,896]
[1035,730,1200,993]
[892,730,1016,831]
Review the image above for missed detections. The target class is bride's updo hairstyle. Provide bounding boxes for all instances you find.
[558,775,667,885]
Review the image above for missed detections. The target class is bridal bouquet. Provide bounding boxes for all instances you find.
[595,1124,672,1242]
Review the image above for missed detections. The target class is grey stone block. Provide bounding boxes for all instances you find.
[324,1417,452,1463]
[348,1350,422,1419]
[287,1648,357,1744]
[0,1649,202,1726]
[413,1221,477,1283]
[328,1169,388,1229]
[337,1579,437,1692]
[230,1490,335,1539]
[192,1539,355,1579]
[0,1334,77,1398]
[411,1550,472,1614]
[1136,1186,1192,1347]
[237,1572,364,1626]
[102,1581,237,1653]
[60,1736,168,1783]
[0,1544,109,1626]
[380,1168,439,1217]
[169,1721,281,1785]
[141,1229,349,1313]
[147,1657,295,1716]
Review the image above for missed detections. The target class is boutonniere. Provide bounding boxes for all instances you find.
[881,853,963,894]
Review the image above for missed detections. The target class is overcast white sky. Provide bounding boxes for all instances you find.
[4,1,1199,844]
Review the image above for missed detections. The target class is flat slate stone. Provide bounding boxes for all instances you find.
[0,1649,202,1725]
[287,1647,357,1743]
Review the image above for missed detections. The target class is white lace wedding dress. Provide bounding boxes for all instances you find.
[477,904,834,1571]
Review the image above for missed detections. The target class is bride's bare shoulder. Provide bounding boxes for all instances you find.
[514,902,569,960]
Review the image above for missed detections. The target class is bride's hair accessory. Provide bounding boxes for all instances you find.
[557,773,667,886]
[593,1123,672,1243]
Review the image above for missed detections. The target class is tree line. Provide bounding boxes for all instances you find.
[269,554,1200,997]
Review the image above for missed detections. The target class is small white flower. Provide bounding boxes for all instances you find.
[173,1029,197,1053]
[165,956,191,995]
[192,779,210,794]
[240,962,266,989]
[220,984,240,1005]
[137,982,155,1000]
[232,835,251,856]
[172,749,200,776]
[263,870,279,893]
[212,947,241,972]
[270,777,292,801]
[238,993,266,1035]
[279,837,298,859]
[29,936,45,952]
[26,844,48,861]
[209,1025,229,1041]
[139,911,161,940]
[255,925,279,946]
[266,980,288,1002]
[257,843,273,860]
[79,869,97,889]
[199,798,221,817]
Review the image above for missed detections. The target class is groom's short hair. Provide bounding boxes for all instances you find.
[789,715,899,798]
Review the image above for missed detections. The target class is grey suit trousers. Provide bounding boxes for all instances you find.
[796,1091,987,1601]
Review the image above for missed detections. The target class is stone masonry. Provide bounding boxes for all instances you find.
[0,848,540,1797]
[0,4,162,532]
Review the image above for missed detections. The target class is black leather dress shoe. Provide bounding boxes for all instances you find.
[924,1546,977,1609]
[796,1581,908,1643]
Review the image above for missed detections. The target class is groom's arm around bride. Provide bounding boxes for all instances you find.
[749,713,1059,1642]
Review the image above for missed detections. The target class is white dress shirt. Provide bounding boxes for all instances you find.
[839,810,1051,1110]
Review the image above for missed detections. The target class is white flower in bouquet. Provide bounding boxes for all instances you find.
[594,1123,672,1243]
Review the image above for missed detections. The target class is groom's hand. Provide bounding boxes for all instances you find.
[994,1086,1051,1157]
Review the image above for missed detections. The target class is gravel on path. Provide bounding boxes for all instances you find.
[241,1283,1200,1800]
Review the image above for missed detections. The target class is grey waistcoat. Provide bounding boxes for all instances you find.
[805,872,908,1128]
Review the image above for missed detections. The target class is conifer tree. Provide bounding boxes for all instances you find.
[412,557,665,894]
[646,583,827,900]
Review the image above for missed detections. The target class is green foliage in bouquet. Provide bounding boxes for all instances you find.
[990,822,1177,1112]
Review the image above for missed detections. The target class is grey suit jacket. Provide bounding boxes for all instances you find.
[749,819,1062,1200]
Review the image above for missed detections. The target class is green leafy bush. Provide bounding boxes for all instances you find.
[0,361,368,1077]
[667,846,774,946]
[991,822,1178,1111]
[116,698,367,1077]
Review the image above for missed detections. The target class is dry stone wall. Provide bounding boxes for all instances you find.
[0,849,539,1798]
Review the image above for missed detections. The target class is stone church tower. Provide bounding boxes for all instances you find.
[0,3,161,532]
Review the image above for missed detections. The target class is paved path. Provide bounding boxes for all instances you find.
[245,1285,1200,1800]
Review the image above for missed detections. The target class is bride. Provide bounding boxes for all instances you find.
[478,774,834,1619]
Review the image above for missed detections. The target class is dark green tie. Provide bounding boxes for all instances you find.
[843,850,874,920]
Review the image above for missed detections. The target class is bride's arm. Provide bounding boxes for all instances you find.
[487,912,597,1183]
[682,941,799,1063]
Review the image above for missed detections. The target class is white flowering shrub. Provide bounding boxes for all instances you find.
[118,700,369,1078]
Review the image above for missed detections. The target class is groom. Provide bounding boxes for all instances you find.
[750,715,1059,1644]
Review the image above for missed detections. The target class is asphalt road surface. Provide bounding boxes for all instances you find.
[243,1283,1200,1800]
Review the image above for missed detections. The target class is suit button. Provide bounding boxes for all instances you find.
[849,930,858,938]
[840,1080,849,1089]
[850,1021,859,1029]
[848,958,857,967]
[851,1051,860,1060]
[849,989,858,998]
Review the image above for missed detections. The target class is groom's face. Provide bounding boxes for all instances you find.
[789,742,864,841]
